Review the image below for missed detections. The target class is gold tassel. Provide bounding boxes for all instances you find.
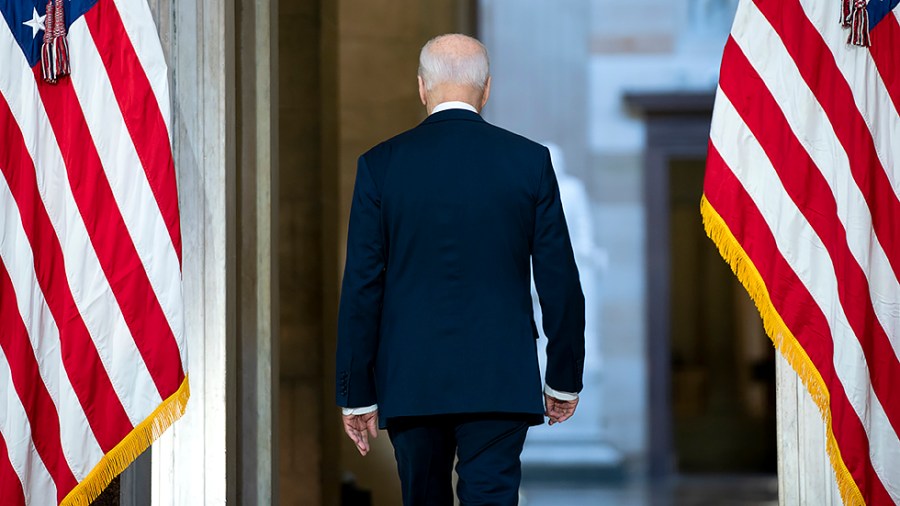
[60,376,191,506]
[700,195,865,506]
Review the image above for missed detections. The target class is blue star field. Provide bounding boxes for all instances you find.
[1,0,98,68]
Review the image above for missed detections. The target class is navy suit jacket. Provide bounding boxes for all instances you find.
[335,108,585,426]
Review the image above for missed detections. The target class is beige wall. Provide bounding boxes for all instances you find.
[278,1,475,504]
[278,0,328,504]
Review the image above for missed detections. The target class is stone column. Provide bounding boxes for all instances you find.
[236,0,279,502]
[776,357,842,505]
[147,0,278,503]
[149,0,237,502]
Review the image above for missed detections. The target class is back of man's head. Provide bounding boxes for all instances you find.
[418,34,490,92]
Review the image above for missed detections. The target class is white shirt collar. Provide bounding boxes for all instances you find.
[431,101,479,115]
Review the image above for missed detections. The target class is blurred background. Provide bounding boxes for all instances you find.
[475,1,777,504]
[113,0,781,504]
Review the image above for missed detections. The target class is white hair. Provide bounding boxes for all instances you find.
[418,34,490,91]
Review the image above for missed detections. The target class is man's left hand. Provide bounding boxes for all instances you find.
[544,394,578,426]
[342,410,379,456]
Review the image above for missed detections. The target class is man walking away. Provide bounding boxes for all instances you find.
[335,33,586,506]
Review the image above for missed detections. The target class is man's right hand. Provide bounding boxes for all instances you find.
[544,394,578,426]
[342,410,379,456]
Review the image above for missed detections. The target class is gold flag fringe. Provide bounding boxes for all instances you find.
[700,195,865,506]
[60,375,190,506]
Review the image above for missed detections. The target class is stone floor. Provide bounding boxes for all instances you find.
[520,474,779,506]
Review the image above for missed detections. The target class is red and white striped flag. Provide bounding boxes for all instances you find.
[0,0,188,504]
[702,0,900,503]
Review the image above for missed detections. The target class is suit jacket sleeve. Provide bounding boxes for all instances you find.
[335,155,385,408]
[532,148,586,393]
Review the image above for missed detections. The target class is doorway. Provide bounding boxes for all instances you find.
[668,159,776,473]
[627,91,776,478]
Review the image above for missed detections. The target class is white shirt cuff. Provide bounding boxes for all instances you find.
[544,385,578,401]
[342,404,378,416]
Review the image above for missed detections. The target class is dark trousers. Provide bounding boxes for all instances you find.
[387,414,532,506]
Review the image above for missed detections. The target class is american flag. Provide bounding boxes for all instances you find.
[0,0,188,504]
[702,0,900,503]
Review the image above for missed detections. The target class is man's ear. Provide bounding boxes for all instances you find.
[418,76,427,107]
[480,76,492,111]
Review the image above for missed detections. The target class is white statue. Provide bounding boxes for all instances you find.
[522,144,622,467]
[532,143,607,375]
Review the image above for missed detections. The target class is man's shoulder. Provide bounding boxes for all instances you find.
[361,117,549,162]
[483,122,549,154]
[358,126,416,167]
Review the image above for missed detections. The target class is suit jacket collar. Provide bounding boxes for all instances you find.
[420,108,486,126]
